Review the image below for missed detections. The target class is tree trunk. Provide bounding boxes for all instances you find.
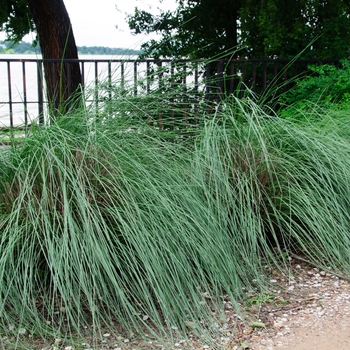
[27,0,82,116]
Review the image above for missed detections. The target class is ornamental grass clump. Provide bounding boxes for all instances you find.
[0,108,252,344]
[197,96,350,275]
[264,112,350,271]
[1,67,350,347]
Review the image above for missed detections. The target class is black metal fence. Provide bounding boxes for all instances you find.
[0,57,340,128]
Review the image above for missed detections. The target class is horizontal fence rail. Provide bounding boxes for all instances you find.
[0,57,340,128]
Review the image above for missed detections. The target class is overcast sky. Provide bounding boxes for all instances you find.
[65,0,174,48]
[0,0,177,49]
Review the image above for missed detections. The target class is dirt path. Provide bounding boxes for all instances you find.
[277,318,350,350]
[239,263,350,350]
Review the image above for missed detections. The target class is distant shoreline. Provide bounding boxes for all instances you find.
[0,41,141,56]
[0,53,139,60]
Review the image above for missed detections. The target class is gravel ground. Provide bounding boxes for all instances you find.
[2,258,350,350]
[240,261,350,350]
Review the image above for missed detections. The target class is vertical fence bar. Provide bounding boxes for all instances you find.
[65,61,72,113]
[80,61,85,86]
[66,62,72,96]
[146,61,151,94]
[252,62,256,91]
[6,61,13,128]
[108,61,112,100]
[21,62,28,127]
[240,62,246,97]
[283,64,288,91]
[157,61,163,90]
[294,61,299,77]
[170,63,175,126]
[106,61,112,118]
[241,62,245,83]
[230,60,235,93]
[133,61,138,96]
[94,61,99,115]
[121,62,125,91]
[217,59,224,101]
[263,61,267,90]
[157,61,163,128]
[194,63,199,124]
[182,62,187,122]
[51,62,58,114]
[273,61,278,80]
[205,63,211,101]
[37,61,44,124]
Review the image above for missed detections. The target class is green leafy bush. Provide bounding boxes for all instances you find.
[281,60,350,111]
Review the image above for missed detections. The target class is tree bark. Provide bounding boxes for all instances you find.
[27,0,82,116]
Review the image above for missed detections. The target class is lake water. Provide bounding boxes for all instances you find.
[0,54,142,127]
[0,54,202,127]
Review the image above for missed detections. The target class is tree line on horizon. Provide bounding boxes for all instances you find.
[0,40,141,56]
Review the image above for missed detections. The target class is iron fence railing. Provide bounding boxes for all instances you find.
[0,57,340,128]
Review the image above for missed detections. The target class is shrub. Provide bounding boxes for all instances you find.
[281,59,350,112]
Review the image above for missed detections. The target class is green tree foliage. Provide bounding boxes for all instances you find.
[0,0,34,43]
[241,0,350,59]
[127,0,350,59]
[281,60,350,110]
[128,0,242,59]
